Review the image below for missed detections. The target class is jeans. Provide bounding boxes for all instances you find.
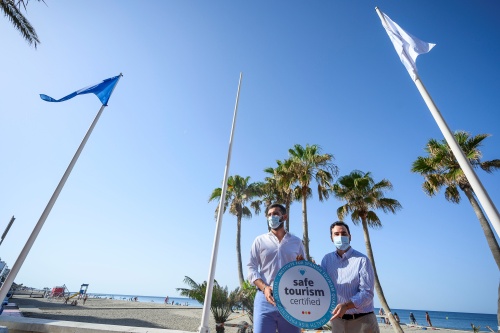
[252,290,301,333]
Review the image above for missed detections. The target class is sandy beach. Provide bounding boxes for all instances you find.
[7,295,470,333]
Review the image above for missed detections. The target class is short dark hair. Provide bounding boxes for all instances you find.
[267,203,286,215]
[329,221,350,241]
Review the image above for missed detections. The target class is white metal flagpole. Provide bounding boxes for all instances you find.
[375,7,500,238]
[412,77,500,238]
[0,76,121,307]
[198,72,243,333]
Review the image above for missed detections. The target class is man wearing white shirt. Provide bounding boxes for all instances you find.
[247,203,306,333]
[321,221,379,333]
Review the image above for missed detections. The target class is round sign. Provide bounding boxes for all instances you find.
[273,260,336,329]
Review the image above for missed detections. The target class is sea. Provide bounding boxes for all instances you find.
[90,293,202,307]
[375,308,497,332]
[88,294,497,332]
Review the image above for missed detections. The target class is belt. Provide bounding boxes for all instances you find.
[341,312,373,320]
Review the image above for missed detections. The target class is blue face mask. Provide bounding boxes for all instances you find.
[333,236,350,251]
[267,215,282,229]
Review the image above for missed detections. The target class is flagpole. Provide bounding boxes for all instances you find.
[0,76,121,307]
[375,7,500,238]
[198,72,243,333]
[412,76,500,238]
[0,216,15,246]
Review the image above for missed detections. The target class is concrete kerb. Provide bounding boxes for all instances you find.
[0,316,191,333]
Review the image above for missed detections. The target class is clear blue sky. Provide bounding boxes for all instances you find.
[1,1,499,315]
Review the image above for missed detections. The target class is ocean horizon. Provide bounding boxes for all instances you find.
[90,293,202,307]
[88,293,497,332]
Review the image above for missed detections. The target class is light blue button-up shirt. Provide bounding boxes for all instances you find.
[320,247,375,314]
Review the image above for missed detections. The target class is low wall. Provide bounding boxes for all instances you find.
[0,316,191,333]
[11,291,45,298]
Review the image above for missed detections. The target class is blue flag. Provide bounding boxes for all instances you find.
[40,75,121,106]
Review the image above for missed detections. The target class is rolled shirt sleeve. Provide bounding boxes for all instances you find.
[247,237,264,284]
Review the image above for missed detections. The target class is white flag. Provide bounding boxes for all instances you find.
[378,10,435,81]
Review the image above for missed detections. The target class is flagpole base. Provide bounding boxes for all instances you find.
[198,325,210,333]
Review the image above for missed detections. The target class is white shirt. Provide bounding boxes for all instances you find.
[247,231,306,286]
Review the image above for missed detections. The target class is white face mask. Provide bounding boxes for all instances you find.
[333,235,350,251]
[267,215,282,229]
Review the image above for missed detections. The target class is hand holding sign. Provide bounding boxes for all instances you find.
[330,301,352,321]
[264,284,275,306]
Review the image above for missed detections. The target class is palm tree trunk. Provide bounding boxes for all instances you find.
[361,219,404,333]
[215,323,225,333]
[301,189,310,261]
[462,187,500,269]
[236,215,245,287]
[285,200,291,232]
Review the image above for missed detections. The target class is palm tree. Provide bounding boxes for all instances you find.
[177,276,238,333]
[411,131,500,269]
[332,170,404,333]
[1,0,41,47]
[236,280,257,323]
[253,171,279,232]
[176,276,207,303]
[264,158,296,231]
[287,144,338,260]
[209,175,263,286]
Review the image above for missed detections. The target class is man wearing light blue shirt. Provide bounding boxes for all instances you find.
[321,221,379,333]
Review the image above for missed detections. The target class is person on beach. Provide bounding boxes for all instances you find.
[426,311,432,327]
[83,294,88,305]
[321,221,379,333]
[410,312,417,325]
[247,203,306,333]
[378,308,385,323]
[393,312,400,323]
[164,296,169,305]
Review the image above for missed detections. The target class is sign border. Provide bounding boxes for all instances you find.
[273,260,337,329]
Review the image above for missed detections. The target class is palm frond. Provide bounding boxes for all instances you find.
[444,185,461,203]
[177,276,239,325]
[480,159,500,173]
[412,131,498,202]
[332,170,400,229]
[365,211,382,228]
[1,0,40,47]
